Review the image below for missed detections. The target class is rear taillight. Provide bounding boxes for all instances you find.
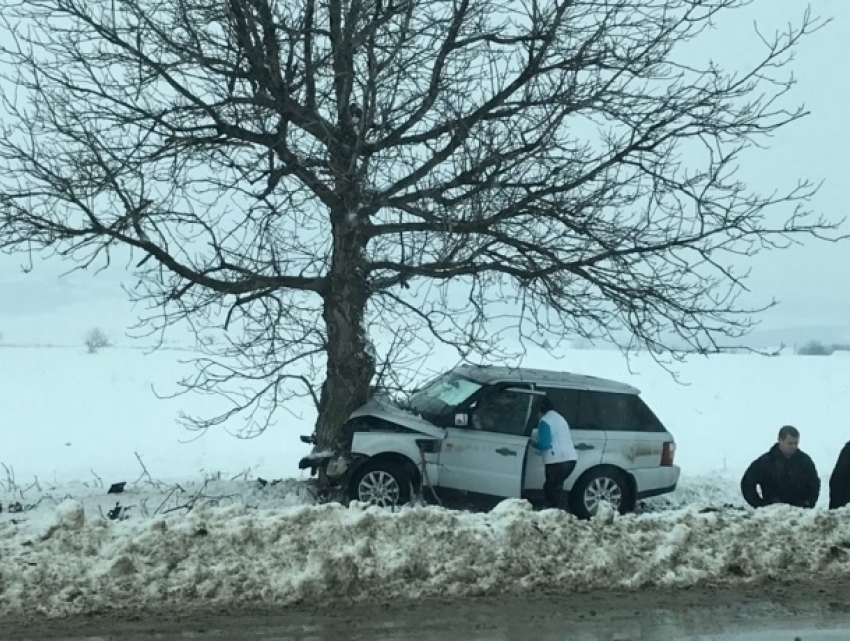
[661,441,676,467]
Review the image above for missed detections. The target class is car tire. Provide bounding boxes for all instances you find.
[569,468,633,519]
[349,460,412,508]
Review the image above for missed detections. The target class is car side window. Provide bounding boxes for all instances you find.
[575,391,605,431]
[471,387,533,436]
[577,391,665,432]
[536,387,580,430]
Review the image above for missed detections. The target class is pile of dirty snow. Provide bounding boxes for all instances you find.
[3,499,850,619]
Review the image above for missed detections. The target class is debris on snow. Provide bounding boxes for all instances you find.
[108,482,126,495]
[106,503,131,521]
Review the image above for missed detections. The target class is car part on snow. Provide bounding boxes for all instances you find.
[107,502,131,521]
[108,482,126,494]
[298,450,335,471]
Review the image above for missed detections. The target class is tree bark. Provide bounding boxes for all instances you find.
[315,209,375,453]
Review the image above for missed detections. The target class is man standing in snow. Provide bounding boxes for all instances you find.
[530,397,577,509]
[740,425,820,509]
[828,440,850,509]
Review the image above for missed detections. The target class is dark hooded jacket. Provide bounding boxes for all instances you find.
[829,441,850,510]
[740,444,820,509]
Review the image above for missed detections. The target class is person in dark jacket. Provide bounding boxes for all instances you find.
[829,441,850,509]
[740,425,820,509]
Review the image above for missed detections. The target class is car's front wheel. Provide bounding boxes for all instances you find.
[350,460,412,508]
[569,468,633,519]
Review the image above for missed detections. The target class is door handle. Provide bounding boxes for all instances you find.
[575,443,595,451]
[495,447,518,457]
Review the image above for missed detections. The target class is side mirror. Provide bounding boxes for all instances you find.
[454,413,469,427]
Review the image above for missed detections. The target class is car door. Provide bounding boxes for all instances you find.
[523,387,607,491]
[438,385,538,498]
[595,391,670,470]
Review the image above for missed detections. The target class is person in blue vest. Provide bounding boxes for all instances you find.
[531,397,578,509]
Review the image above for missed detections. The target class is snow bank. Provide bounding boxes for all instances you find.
[3,499,850,619]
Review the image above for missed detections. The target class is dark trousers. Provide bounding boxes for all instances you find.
[544,460,576,509]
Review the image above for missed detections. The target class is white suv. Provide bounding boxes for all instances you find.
[299,364,680,518]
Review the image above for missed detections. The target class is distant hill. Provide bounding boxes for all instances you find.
[567,324,850,353]
[736,325,850,350]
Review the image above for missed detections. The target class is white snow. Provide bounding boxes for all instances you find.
[2,342,850,617]
[50,499,86,531]
[3,498,850,618]
[0,346,314,485]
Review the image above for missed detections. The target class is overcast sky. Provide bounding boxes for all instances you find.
[0,0,848,346]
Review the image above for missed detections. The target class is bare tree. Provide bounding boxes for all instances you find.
[84,327,111,353]
[0,0,843,452]
[796,340,833,356]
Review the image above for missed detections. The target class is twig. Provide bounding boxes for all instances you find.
[2,463,18,494]
[90,469,104,489]
[157,480,244,515]
[154,485,186,516]
[159,479,210,515]
[303,481,320,504]
[25,495,59,511]
[230,467,254,482]
[133,452,165,489]
[201,493,243,509]
[20,479,41,499]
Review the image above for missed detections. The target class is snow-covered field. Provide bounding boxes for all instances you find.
[2,342,850,618]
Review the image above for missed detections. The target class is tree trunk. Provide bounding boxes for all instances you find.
[315,211,375,453]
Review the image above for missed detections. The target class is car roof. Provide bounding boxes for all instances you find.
[454,364,640,394]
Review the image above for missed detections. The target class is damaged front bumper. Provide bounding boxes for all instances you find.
[298,435,351,482]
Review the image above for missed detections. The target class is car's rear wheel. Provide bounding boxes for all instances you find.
[350,460,412,508]
[569,468,633,519]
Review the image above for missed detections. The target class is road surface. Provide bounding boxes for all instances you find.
[5,580,850,640]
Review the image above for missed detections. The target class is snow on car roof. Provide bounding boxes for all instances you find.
[455,364,641,394]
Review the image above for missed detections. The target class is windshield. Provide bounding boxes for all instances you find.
[406,372,482,418]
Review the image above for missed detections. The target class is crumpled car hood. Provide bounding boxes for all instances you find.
[349,396,446,439]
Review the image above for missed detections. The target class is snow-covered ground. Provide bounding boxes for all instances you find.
[2,342,850,618]
[5,498,850,618]
[0,345,315,484]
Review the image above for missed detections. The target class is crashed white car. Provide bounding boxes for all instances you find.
[299,364,680,517]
